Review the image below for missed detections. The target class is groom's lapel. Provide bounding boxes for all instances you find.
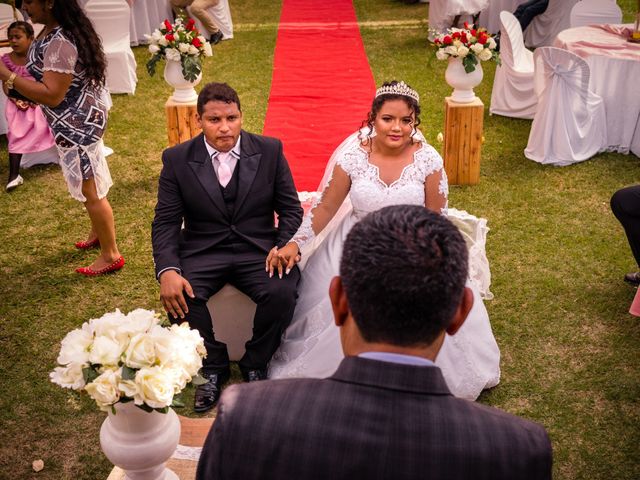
[187,134,228,217]
[234,132,261,215]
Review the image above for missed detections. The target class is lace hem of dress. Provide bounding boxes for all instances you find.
[43,66,75,74]
[56,139,113,202]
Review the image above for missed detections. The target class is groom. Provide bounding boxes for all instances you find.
[152,82,303,412]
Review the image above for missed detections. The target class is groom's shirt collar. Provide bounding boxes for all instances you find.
[203,134,242,161]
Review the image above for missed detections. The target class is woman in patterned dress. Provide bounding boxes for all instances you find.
[0,0,124,275]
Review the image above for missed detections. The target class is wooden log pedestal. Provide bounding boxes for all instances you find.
[443,97,484,186]
[166,98,202,147]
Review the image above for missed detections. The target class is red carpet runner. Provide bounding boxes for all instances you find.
[262,0,376,192]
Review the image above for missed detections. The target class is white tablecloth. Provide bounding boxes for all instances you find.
[129,0,173,46]
[478,0,528,33]
[554,25,640,157]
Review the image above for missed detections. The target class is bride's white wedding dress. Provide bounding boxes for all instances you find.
[268,133,500,400]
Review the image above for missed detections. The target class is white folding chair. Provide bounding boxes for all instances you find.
[524,47,607,166]
[0,3,23,23]
[490,11,536,119]
[570,0,622,28]
[187,0,234,40]
[523,0,579,48]
[85,0,137,94]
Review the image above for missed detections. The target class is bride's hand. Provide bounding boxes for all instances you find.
[265,243,300,278]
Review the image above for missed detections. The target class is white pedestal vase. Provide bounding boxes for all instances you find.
[163,59,202,103]
[100,402,180,480]
[445,57,483,104]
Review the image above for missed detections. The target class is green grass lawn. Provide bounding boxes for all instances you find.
[0,1,639,478]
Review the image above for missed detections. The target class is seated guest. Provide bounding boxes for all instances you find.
[196,205,552,480]
[514,0,549,32]
[611,185,640,285]
[171,0,224,44]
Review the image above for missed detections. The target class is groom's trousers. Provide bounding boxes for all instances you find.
[171,240,300,375]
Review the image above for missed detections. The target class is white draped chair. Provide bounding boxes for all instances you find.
[570,0,622,28]
[187,0,234,40]
[0,3,23,23]
[523,0,579,48]
[428,0,489,40]
[490,11,536,119]
[85,0,137,94]
[524,47,607,166]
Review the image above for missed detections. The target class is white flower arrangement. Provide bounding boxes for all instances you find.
[50,309,206,413]
[432,23,500,73]
[146,17,213,81]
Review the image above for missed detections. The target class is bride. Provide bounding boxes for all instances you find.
[267,81,500,400]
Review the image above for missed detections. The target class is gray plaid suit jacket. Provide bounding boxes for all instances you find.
[196,356,552,480]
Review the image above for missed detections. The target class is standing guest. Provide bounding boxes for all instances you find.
[0,0,124,276]
[170,0,224,44]
[151,82,302,413]
[2,21,55,192]
[197,205,552,480]
[611,185,640,285]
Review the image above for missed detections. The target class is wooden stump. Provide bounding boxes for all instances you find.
[443,97,484,185]
[166,98,201,147]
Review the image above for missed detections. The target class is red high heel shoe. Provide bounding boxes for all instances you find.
[76,256,125,276]
[75,237,100,250]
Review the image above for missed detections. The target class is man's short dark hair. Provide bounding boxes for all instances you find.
[197,82,241,114]
[340,205,469,346]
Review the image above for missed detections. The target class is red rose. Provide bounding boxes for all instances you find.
[461,33,468,43]
[478,33,488,45]
[452,31,461,40]
[434,38,441,45]
[464,21,470,29]
[186,18,195,30]
[471,29,477,37]
[165,33,175,42]
[443,35,453,45]
[187,18,195,25]
[192,37,202,48]
[164,19,173,32]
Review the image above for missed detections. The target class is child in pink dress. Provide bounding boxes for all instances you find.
[2,21,55,191]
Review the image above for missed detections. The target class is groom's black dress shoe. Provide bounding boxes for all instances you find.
[194,370,230,413]
[242,369,267,382]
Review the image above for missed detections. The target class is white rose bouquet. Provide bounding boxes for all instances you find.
[432,22,500,73]
[50,309,206,413]
[146,17,214,81]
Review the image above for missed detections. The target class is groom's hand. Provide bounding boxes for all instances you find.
[266,243,301,279]
[159,270,195,319]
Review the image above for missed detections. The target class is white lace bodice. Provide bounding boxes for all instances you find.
[292,140,449,248]
[339,142,448,220]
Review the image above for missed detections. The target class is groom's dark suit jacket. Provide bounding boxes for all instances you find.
[196,356,552,480]
[152,130,302,277]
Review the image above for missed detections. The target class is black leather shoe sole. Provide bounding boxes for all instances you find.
[624,272,640,286]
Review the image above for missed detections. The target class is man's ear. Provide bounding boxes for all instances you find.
[446,287,473,336]
[329,276,349,327]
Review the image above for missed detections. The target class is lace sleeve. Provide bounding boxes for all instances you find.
[417,144,448,214]
[43,35,77,74]
[291,163,351,249]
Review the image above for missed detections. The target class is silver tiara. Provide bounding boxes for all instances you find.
[375,81,419,103]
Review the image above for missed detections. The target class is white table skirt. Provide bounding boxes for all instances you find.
[555,25,640,157]
[129,0,173,46]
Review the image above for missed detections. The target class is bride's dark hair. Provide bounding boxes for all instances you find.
[360,80,422,145]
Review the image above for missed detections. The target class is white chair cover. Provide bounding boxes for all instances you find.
[0,4,23,23]
[129,0,173,46]
[187,0,234,39]
[85,0,137,94]
[570,0,623,28]
[489,11,536,119]
[524,47,607,166]
[478,0,529,33]
[523,0,579,48]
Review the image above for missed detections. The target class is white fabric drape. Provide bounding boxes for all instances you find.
[523,0,579,48]
[524,47,607,166]
[490,11,536,119]
[129,0,173,46]
[570,0,623,28]
[478,0,529,33]
[428,0,490,40]
[85,0,138,94]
